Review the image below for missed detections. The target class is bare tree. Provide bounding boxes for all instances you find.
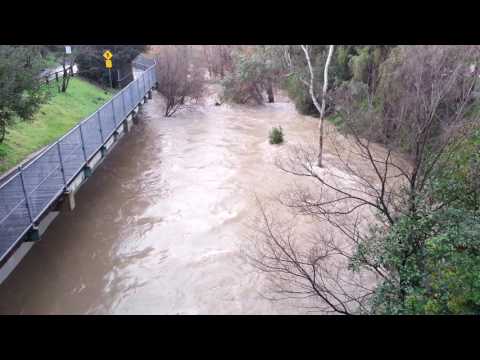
[246,45,480,314]
[301,45,335,168]
[217,45,235,78]
[199,45,236,80]
[201,46,214,79]
[245,194,375,314]
[154,46,205,117]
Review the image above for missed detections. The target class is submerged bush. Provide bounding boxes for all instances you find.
[269,126,284,144]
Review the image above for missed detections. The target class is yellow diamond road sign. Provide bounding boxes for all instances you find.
[105,59,112,68]
[103,50,113,60]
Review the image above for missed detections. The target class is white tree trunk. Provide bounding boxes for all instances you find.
[301,45,335,167]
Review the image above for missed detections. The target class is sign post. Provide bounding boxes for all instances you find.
[103,50,113,89]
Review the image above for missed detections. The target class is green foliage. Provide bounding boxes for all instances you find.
[221,51,273,105]
[281,74,317,116]
[0,45,47,143]
[269,126,284,144]
[349,47,372,83]
[327,113,344,128]
[353,128,480,315]
[428,129,480,211]
[281,45,397,119]
[368,206,480,315]
[341,46,480,156]
[331,45,353,85]
[422,209,480,314]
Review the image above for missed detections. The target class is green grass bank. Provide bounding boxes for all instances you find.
[0,78,114,174]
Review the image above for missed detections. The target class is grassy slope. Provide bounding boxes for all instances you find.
[0,78,113,173]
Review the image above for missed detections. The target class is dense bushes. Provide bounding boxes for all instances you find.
[0,46,48,143]
[280,45,396,117]
[365,206,480,314]
[281,75,317,116]
[76,45,148,88]
[368,130,480,314]
[221,50,276,105]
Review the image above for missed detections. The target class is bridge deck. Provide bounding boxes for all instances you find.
[0,61,156,265]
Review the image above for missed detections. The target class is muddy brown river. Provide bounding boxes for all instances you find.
[0,88,341,314]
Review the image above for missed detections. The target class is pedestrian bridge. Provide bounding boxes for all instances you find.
[0,57,157,270]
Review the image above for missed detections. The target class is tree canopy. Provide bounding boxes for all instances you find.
[0,45,47,143]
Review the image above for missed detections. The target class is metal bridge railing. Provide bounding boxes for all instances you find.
[0,64,157,263]
[132,54,156,71]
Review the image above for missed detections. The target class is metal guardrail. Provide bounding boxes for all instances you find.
[39,64,77,86]
[132,54,156,71]
[0,63,157,263]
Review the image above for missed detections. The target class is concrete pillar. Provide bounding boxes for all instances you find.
[148,90,152,99]
[123,119,130,133]
[25,226,40,242]
[84,166,92,178]
[66,190,76,211]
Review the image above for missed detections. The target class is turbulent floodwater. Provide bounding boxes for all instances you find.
[0,88,338,314]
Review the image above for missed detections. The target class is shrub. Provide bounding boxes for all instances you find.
[154,46,205,117]
[269,126,284,144]
[221,53,267,105]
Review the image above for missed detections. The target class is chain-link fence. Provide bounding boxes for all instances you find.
[0,64,157,263]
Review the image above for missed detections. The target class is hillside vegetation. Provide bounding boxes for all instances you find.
[0,78,113,173]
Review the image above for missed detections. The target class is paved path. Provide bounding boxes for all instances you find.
[40,63,78,81]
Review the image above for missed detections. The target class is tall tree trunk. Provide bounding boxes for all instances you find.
[266,81,274,103]
[61,66,68,92]
[60,54,71,93]
[0,119,6,144]
[254,83,264,104]
[301,45,335,168]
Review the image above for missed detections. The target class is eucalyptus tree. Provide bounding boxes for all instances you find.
[301,45,335,167]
